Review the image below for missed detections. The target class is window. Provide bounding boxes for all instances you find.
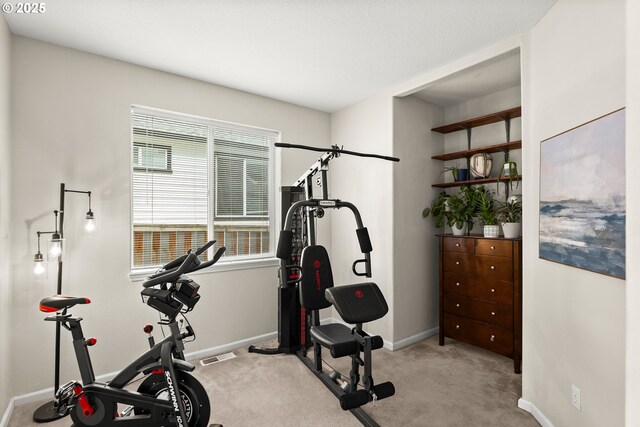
[131,107,276,270]
[133,143,172,172]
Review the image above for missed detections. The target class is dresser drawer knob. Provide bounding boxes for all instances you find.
[455,243,460,247]
[490,335,495,342]
[491,288,495,293]
[456,261,460,265]
[490,265,495,270]
[490,246,495,250]
[491,311,495,316]
[456,325,460,329]
[456,303,460,308]
[456,282,460,287]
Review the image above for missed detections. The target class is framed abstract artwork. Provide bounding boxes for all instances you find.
[539,108,625,279]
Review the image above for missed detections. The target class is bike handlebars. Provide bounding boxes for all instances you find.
[141,241,226,288]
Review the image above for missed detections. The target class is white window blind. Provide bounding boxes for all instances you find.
[131,108,276,270]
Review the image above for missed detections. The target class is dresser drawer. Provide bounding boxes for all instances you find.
[476,239,513,258]
[474,255,513,281]
[473,321,514,357]
[443,314,514,358]
[443,273,513,305]
[443,293,513,329]
[443,253,472,274]
[443,237,474,254]
[443,313,476,344]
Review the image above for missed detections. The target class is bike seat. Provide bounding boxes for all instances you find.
[39,295,91,313]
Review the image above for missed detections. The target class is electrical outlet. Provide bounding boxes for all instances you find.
[572,385,581,410]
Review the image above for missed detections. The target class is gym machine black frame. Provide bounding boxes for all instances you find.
[249,143,398,427]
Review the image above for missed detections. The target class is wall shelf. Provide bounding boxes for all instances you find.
[432,175,522,189]
[431,141,522,161]
[431,107,522,134]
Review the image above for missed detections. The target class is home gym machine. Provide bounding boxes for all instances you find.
[38,241,225,427]
[249,143,399,427]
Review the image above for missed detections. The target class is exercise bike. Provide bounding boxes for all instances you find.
[38,240,225,427]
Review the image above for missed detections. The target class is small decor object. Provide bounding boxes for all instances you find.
[497,160,519,194]
[539,108,625,279]
[456,168,469,182]
[470,153,493,179]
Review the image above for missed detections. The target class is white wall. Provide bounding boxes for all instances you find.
[391,96,442,343]
[330,95,395,341]
[9,36,331,397]
[626,0,640,425]
[521,0,626,425]
[0,14,12,419]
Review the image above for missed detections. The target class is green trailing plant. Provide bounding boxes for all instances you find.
[446,193,471,231]
[496,198,522,223]
[423,186,487,233]
[422,191,449,228]
[497,160,520,194]
[476,188,498,226]
[449,185,483,232]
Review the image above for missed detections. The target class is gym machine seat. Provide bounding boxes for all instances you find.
[300,245,387,358]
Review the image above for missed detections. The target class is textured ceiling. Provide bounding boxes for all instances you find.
[413,50,521,107]
[4,0,556,112]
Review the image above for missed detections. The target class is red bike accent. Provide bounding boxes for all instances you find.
[151,368,165,375]
[85,338,97,346]
[73,385,95,417]
[39,304,58,313]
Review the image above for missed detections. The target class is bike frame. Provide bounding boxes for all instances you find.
[46,311,191,426]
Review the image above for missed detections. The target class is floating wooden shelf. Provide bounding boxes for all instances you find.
[432,175,522,189]
[431,107,522,134]
[431,141,522,161]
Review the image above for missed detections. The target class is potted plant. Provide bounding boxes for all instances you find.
[442,162,469,182]
[497,160,519,194]
[423,186,481,235]
[476,188,499,237]
[446,193,472,235]
[422,191,449,228]
[496,197,522,238]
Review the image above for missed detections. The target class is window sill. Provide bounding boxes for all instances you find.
[129,257,280,282]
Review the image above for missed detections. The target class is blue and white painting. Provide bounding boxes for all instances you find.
[539,109,625,279]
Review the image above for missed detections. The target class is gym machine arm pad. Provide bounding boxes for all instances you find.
[356,227,372,253]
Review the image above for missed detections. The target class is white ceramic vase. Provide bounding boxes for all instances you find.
[483,225,499,238]
[452,223,467,236]
[502,222,521,239]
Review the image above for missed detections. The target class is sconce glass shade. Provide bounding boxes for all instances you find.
[83,211,97,236]
[33,252,47,278]
[48,234,64,260]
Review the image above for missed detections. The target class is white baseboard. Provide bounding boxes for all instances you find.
[0,398,14,427]
[390,327,439,350]
[11,330,278,409]
[518,398,555,427]
[185,331,277,362]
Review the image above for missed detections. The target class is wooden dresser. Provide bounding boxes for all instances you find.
[438,235,522,373]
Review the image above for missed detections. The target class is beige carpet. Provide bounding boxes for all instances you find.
[9,336,538,426]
